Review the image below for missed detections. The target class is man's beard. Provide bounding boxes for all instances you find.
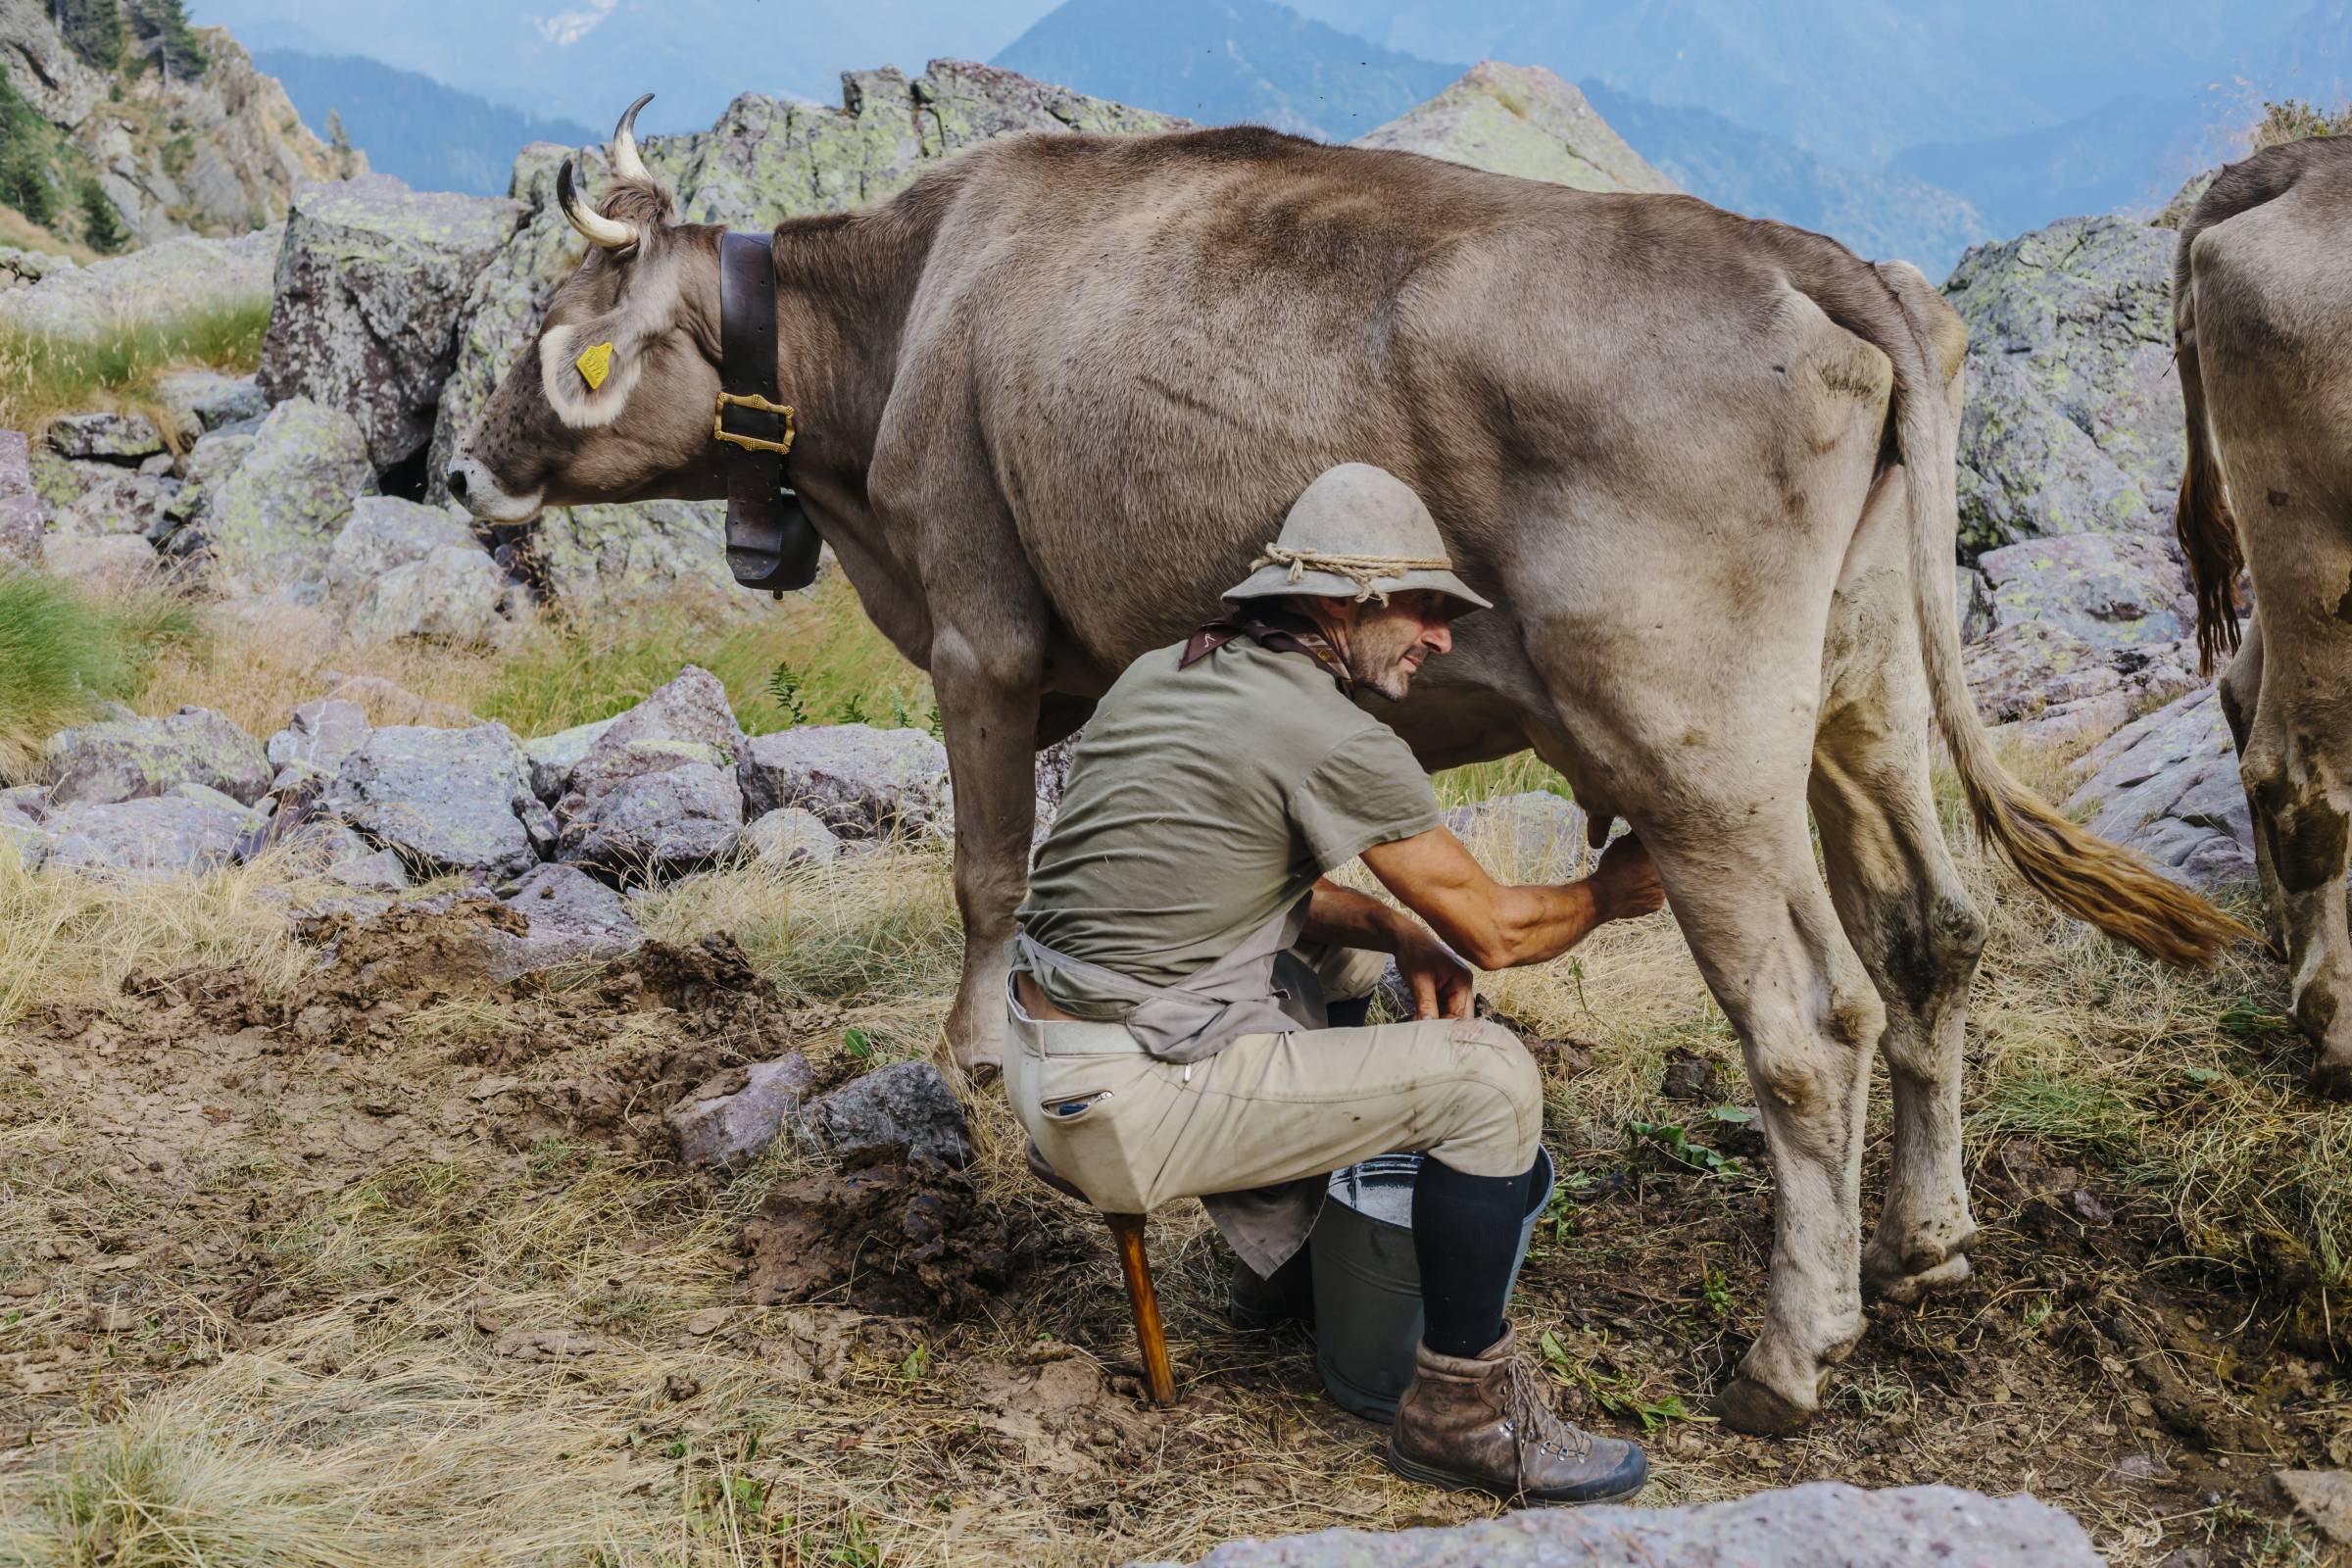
[1345,617,1425,702]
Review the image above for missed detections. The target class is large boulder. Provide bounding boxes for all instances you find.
[793,1060,972,1170]
[1965,621,2199,751]
[29,790,262,880]
[346,544,512,646]
[1977,531,2192,649]
[423,65,1184,599]
[2062,686,2255,891]
[564,666,748,806]
[332,723,552,880]
[1941,217,2182,556]
[738,724,951,840]
[193,398,376,603]
[42,708,271,808]
[1160,1483,2100,1567]
[0,430,44,566]
[325,496,481,600]
[558,761,744,878]
[1353,63,1678,194]
[261,175,525,470]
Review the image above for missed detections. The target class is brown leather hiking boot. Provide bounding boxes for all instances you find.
[1385,1328,1648,1505]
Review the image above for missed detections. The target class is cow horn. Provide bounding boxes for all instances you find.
[557,158,637,250]
[612,93,654,182]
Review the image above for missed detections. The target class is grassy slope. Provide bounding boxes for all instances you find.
[0,295,273,440]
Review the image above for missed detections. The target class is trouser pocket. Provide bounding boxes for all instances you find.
[1026,1054,1171,1213]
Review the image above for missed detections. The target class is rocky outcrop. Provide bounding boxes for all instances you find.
[0,228,280,337]
[1158,1483,2101,1567]
[260,174,524,469]
[1976,531,2193,649]
[1965,621,2198,750]
[187,397,375,602]
[1942,217,2183,557]
[1353,63,1678,194]
[2063,687,2254,891]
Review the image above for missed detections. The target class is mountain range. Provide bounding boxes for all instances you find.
[254,50,597,196]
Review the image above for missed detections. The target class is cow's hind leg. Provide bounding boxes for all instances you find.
[1810,667,1985,1302]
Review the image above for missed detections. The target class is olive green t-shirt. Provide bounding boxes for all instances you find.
[1015,636,1441,1019]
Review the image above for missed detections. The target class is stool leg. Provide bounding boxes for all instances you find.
[1105,1211,1176,1406]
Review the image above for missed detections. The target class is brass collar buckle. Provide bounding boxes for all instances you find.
[712,391,796,457]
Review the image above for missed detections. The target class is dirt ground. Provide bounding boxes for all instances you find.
[0,855,2346,1567]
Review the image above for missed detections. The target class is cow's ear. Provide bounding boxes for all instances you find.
[536,259,680,430]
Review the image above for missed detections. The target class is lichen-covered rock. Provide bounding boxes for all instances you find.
[266,699,372,779]
[160,427,257,548]
[0,430,45,566]
[522,714,617,804]
[564,666,748,806]
[0,228,282,338]
[262,174,524,469]
[793,1059,972,1170]
[478,862,645,980]
[333,722,549,880]
[1443,792,1592,880]
[667,1054,817,1169]
[1966,620,2200,751]
[521,500,738,606]
[346,544,512,646]
[325,496,481,600]
[2063,686,2254,891]
[48,460,176,539]
[42,533,163,588]
[1942,217,2182,556]
[194,398,376,602]
[738,723,950,839]
[35,790,262,879]
[47,412,164,462]
[559,761,743,878]
[1353,63,1677,194]
[425,64,1184,595]
[745,807,842,868]
[42,707,271,807]
[1162,1482,2101,1567]
[1977,531,2192,649]
[154,368,268,436]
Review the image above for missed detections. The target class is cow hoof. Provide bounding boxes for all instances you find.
[1863,1248,1973,1305]
[1715,1375,1815,1437]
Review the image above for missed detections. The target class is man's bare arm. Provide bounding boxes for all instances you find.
[1302,877,1476,1020]
[1358,825,1664,972]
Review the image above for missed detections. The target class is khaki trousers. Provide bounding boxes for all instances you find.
[1003,961,1544,1218]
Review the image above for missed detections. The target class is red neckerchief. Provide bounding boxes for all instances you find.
[1180,608,1353,696]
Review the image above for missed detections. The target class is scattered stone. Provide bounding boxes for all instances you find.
[522,715,618,803]
[667,1054,817,1168]
[745,807,841,868]
[738,723,951,840]
[49,461,176,539]
[261,174,525,469]
[2063,687,2253,891]
[195,398,376,603]
[266,699,372,779]
[38,791,261,878]
[566,666,748,807]
[1442,792,1591,880]
[476,863,646,980]
[1660,1047,1722,1102]
[1166,1482,2103,1567]
[2276,1470,2352,1547]
[333,723,551,880]
[1977,531,2192,649]
[793,1060,972,1170]
[43,708,271,808]
[346,544,512,646]
[47,411,163,463]
[325,495,481,600]
[43,535,166,592]
[560,762,744,879]
[0,430,43,566]
[154,368,268,436]
[491,1328,600,1361]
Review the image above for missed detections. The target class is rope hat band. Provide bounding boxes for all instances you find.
[1250,544,1457,604]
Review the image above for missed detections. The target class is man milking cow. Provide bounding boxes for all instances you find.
[1009,463,1665,1504]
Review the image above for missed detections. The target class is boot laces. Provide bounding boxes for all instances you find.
[1497,1355,1593,1464]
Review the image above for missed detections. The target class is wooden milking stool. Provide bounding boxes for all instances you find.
[1026,1140,1177,1406]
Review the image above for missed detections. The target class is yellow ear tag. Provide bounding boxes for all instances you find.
[574,340,614,391]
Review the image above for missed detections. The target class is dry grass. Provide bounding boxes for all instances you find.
[0,297,273,438]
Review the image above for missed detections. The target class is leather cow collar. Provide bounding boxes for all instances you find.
[712,229,823,591]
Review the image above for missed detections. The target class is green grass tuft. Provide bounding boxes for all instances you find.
[0,295,272,437]
[0,571,200,779]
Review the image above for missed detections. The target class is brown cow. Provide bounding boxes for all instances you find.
[2175,133,2352,1098]
[451,102,2248,1433]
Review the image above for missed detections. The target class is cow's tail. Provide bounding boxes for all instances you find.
[1787,236,2254,966]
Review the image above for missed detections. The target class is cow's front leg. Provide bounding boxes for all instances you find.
[931,625,1044,1075]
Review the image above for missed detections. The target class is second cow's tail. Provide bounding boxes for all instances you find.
[1783,234,2254,966]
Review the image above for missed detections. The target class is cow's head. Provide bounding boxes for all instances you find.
[448,96,726,523]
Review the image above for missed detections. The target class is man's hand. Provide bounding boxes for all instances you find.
[1394,925,1475,1020]
[1588,834,1666,923]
